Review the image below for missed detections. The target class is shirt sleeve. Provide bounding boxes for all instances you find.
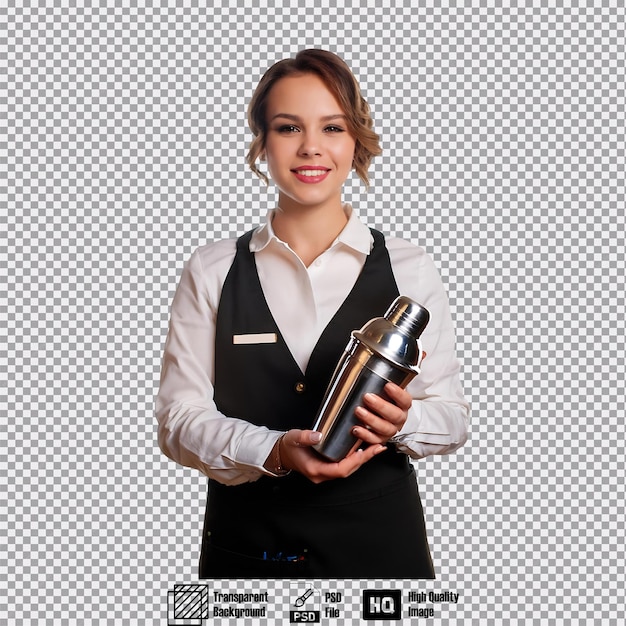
[387,240,470,459]
[155,246,283,485]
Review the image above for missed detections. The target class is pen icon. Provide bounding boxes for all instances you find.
[294,587,314,608]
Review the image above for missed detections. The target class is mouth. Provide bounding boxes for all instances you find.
[291,167,331,183]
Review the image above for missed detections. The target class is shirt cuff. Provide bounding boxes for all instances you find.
[232,429,284,475]
[391,402,456,446]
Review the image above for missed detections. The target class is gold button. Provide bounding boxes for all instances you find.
[295,382,306,393]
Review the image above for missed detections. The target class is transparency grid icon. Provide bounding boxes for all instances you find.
[167,584,209,625]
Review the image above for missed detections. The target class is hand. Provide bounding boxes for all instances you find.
[278,429,386,484]
[351,382,413,446]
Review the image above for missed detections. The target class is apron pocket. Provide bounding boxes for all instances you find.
[199,541,310,579]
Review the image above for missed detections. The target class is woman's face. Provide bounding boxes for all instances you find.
[263,73,356,214]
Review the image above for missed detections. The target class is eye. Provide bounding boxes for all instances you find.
[277,125,300,133]
[324,125,345,133]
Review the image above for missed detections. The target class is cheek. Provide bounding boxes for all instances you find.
[344,138,357,162]
[341,143,356,169]
[262,135,280,161]
[260,147,272,171]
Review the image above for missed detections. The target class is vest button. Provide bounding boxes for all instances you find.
[294,381,306,393]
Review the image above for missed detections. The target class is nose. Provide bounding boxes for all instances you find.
[298,132,322,157]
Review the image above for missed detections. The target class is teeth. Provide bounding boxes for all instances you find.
[296,169,328,177]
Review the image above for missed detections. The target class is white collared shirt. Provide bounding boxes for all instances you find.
[156,205,469,485]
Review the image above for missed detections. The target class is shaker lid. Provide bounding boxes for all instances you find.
[384,296,430,338]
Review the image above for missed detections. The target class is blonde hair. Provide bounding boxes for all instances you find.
[246,49,382,188]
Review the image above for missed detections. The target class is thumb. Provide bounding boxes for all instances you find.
[285,429,323,448]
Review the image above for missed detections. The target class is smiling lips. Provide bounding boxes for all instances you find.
[291,166,331,183]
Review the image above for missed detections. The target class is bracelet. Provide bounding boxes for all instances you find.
[272,434,291,477]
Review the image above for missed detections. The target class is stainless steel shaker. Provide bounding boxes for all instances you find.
[311,296,430,462]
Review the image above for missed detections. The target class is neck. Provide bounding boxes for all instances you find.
[271,199,349,267]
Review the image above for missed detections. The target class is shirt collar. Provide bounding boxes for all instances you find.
[250,204,373,255]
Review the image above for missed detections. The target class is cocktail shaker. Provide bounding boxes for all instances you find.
[312,296,430,462]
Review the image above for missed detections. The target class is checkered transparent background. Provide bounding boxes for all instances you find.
[2,1,625,624]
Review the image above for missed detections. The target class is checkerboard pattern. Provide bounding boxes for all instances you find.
[3,2,624,624]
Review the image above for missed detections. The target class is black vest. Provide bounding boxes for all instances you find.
[199,228,434,579]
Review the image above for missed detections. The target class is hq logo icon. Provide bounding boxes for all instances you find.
[362,590,402,620]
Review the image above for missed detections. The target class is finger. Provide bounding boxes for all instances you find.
[358,398,405,430]
[381,383,413,411]
[351,417,396,444]
[336,445,387,476]
[285,429,322,448]
[301,442,387,483]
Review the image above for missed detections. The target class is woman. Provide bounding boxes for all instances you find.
[156,49,469,578]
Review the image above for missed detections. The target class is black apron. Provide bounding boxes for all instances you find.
[199,229,435,579]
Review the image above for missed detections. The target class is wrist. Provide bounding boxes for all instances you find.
[265,433,291,477]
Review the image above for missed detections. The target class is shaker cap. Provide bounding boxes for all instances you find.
[384,296,430,338]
